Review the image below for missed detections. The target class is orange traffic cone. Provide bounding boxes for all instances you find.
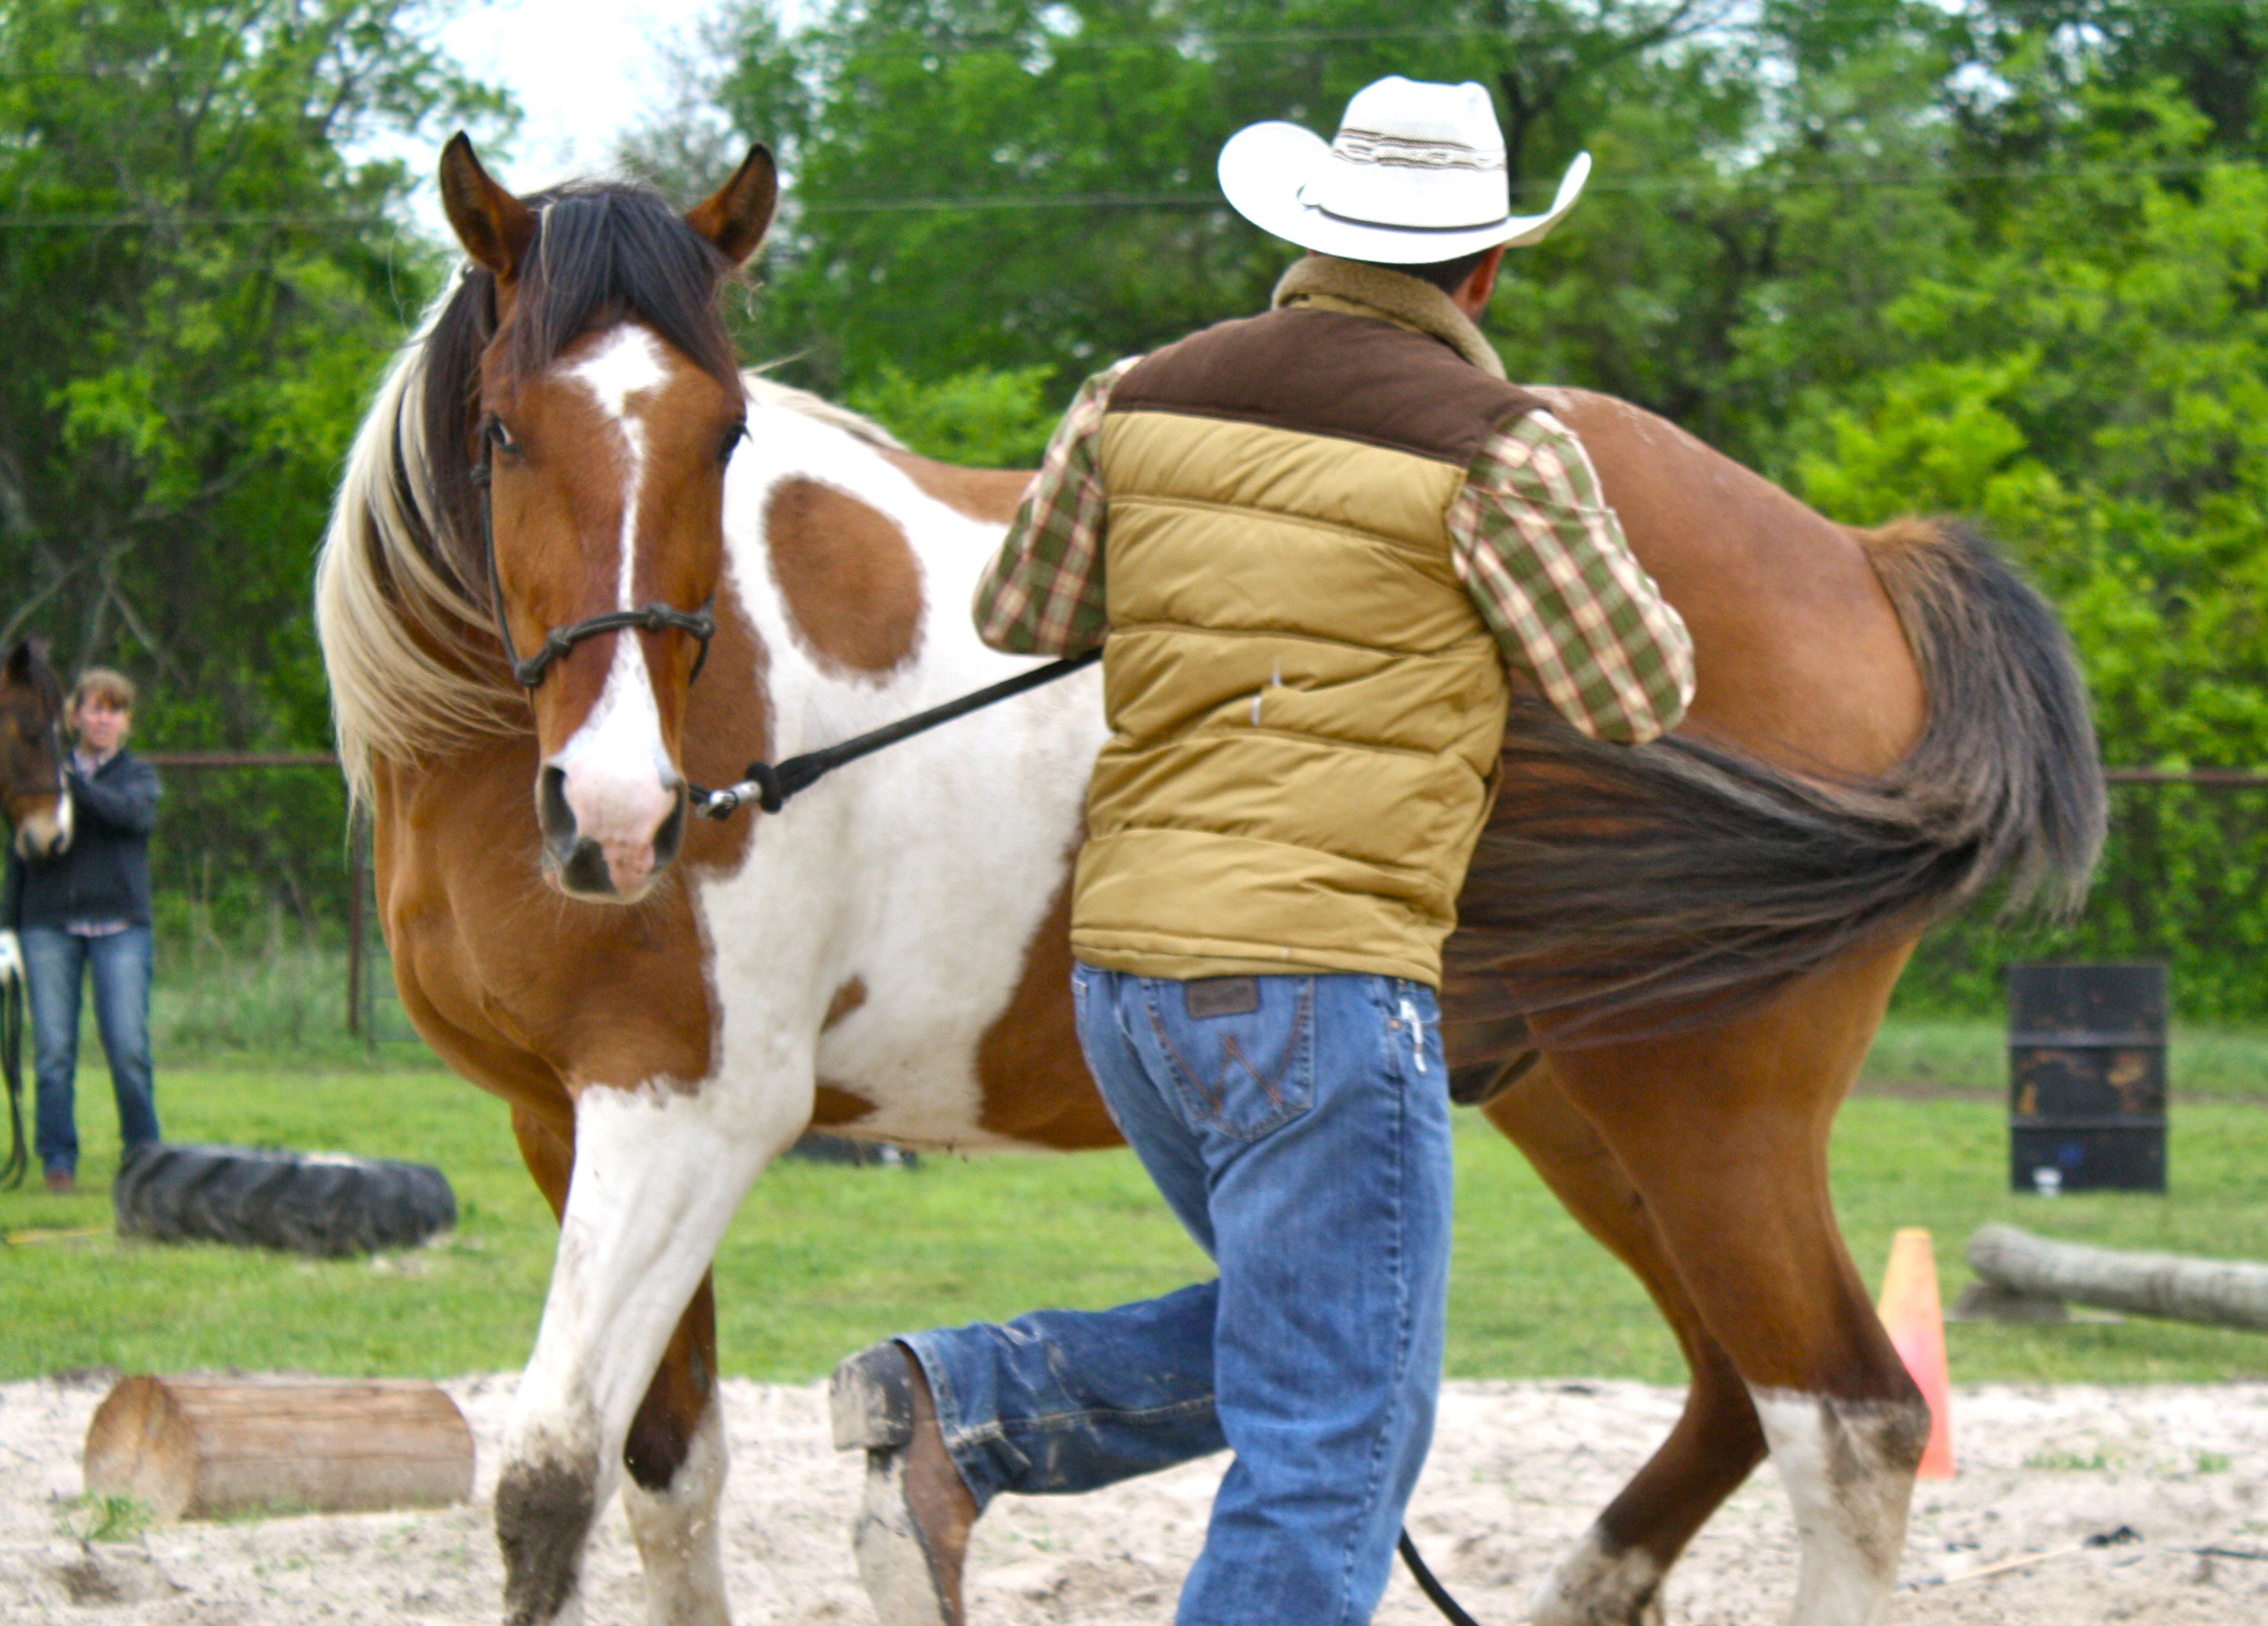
[1877,1227,1955,1478]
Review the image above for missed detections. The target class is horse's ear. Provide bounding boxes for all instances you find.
[440,132,537,281]
[2,640,25,683]
[685,144,777,268]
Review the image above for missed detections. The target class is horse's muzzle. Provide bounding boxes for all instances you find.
[11,806,70,861]
[537,764,687,900]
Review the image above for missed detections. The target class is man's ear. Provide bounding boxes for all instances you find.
[685,144,777,268]
[1456,246,1509,314]
[440,132,538,281]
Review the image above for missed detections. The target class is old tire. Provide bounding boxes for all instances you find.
[113,1143,456,1257]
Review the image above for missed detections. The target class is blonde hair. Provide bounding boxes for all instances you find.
[71,668,136,713]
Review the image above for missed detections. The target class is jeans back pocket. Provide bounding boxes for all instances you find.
[1139,975,1316,1140]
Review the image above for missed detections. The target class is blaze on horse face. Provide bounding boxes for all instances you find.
[438,135,776,903]
[1,638,70,861]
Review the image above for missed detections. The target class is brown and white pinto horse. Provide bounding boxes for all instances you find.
[2,638,72,862]
[314,138,2101,1626]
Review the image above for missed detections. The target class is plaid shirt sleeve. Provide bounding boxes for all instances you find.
[1451,410,1697,744]
[972,358,1140,655]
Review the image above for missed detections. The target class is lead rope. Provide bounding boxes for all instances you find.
[1400,1530,1486,1625]
[688,648,1101,817]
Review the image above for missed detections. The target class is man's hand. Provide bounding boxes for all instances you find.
[0,930,20,987]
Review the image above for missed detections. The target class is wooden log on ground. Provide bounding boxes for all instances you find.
[83,1374,474,1520]
[1968,1224,2268,1331]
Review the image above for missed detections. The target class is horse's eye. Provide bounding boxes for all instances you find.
[720,421,748,464]
[488,420,519,456]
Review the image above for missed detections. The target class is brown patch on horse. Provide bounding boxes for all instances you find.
[822,978,868,1031]
[811,1084,878,1127]
[763,478,924,676]
[881,449,1033,525]
[976,874,1121,1149]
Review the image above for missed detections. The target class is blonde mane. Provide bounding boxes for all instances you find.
[313,286,901,801]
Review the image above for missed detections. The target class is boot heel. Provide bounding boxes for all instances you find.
[829,1341,917,1451]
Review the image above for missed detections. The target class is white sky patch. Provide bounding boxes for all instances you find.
[365,0,794,240]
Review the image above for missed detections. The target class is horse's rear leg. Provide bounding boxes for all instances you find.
[1541,946,1926,1626]
[622,1276,731,1626]
[1483,1069,1763,1625]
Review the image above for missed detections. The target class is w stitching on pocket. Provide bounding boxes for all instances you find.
[1143,981,1314,1137]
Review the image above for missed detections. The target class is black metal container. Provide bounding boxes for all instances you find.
[2008,962,2168,1193]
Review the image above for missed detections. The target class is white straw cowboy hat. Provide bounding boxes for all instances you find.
[1218,76,1591,264]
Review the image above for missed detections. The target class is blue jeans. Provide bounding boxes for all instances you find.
[22,925,160,1177]
[902,963,1452,1626]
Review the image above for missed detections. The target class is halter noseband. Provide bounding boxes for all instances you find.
[474,449,717,691]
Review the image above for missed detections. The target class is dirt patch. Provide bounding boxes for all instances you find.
[4,1375,2266,1622]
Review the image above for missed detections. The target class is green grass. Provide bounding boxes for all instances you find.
[10,1055,2268,1384]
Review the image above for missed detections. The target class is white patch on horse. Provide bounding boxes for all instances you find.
[551,327,678,876]
[693,406,1102,1151]
[1749,1385,1927,1626]
[566,324,669,613]
[621,1397,731,1626]
[1528,1523,1666,1626]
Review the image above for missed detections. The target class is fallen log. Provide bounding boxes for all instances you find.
[1967,1224,2268,1331]
[83,1374,474,1520]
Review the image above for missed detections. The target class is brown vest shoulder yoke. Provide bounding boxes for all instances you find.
[1108,306,1545,467]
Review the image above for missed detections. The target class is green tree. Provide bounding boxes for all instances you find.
[0,0,502,938]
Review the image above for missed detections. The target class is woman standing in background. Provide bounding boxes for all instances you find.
[0,669,161,1194]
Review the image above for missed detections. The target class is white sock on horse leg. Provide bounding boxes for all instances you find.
[1748,1385,1928,1626]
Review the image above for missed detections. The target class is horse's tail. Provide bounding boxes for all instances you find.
[1444,518,2106,1044]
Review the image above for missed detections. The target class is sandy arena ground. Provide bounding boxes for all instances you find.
[5,1372,2268,1624]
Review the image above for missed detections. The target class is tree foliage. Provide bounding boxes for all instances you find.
[0,0,500,937]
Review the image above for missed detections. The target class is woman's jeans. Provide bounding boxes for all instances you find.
[21,925,160,1177]
[901,962,1453,1626]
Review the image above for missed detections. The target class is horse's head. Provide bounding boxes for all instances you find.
[1,638,70,860]
[437,135,776,903]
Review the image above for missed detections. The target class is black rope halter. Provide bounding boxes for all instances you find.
[474,442,717,691]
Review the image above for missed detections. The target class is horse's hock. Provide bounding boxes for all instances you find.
[111,1141,456,1257]
[82,1374,474,1521]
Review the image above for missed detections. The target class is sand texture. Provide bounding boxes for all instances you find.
[6,1372,2267,1623]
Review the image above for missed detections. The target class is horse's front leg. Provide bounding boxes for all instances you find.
[497,1068,811,1626]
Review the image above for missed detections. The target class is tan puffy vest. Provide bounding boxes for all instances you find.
[1071,287,1545,987]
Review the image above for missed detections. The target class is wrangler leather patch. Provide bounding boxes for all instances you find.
[1185,976,1261,1019]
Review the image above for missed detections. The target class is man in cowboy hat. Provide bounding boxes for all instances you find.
[832,76,1694,1624]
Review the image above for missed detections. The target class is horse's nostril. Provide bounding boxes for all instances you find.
[651,788,687,869]
[538,765,577,850]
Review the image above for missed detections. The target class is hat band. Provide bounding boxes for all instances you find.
[1329,127,1506,174]
[1296,172,1514,233]
[1298,193,1519,233]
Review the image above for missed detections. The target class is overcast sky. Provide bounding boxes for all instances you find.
[387,0,745,233]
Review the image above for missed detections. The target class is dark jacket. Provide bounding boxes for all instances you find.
[3,749,160,931]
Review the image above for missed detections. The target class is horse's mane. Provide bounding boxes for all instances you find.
[314,180,899,799]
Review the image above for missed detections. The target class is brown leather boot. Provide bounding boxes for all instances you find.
[43,1168,74,1195]
[830,1340,978,1626]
